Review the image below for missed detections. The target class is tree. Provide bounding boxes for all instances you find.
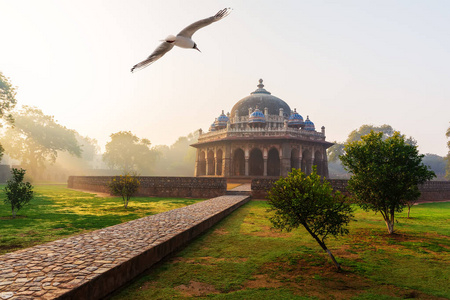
[108,173,140,208]
[267,167,353,270]
[327,124,417,177]
[0,106,82,179]
[340,131,435,234]
[4,168,34,218]
[0,72,18,161]
[152,131,199,176]
[103,131,158,174]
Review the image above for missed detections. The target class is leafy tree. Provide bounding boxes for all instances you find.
[152,131,199,176]
[4,168,34,218]
[103,131,158,174]
[108,173,140,208]
[422,153,446,179]
[267,167,353,270]
[0,72,18,161]
[0,106,82,179]
[340,131,435,234]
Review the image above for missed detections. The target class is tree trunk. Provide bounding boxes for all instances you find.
[384,213,395,234]
[12,207,16,219]
[303,224,341,270]
[407,206,411,219]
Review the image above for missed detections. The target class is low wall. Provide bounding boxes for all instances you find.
[68,176,227,198]
[251,178,450,202]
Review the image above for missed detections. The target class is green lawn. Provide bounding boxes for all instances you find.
[0,184,203,254]
[111,201,450,300]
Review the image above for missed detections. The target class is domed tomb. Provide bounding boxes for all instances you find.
[231,79,291,118]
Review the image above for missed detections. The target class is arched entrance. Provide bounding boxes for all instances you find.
[290,148,300,172]
[207,150,215,175]
[314,150,323,176]
[249,148,263,176]
[267,148,280,176]
[302,149,312,175]
[198,151,206,176]
[216,149,223,176]
[233,148,245,176]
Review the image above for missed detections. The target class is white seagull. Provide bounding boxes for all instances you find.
[131,8,232,72]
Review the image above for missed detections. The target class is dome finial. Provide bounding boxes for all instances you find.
[257,79,264,89]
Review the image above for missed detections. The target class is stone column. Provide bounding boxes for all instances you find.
[245,158,249,176]
[194,149,199,177]
[223,144,231,177]
[280,143,291,177]
[263,158,268,176]
[206,159,210,176]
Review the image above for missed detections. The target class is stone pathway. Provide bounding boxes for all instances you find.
[0,195,250,300]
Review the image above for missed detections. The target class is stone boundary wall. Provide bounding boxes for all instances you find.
[251,178,450,201]
[68,176,227,198]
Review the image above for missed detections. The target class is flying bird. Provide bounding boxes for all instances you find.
[131,7,232,72]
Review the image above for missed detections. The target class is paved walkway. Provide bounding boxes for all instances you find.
[0,195,250,300]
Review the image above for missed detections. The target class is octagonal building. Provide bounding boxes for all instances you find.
[191,79,333,178]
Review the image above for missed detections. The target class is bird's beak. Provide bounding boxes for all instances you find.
[194,45,201,52]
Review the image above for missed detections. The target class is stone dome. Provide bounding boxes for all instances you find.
[231,79,291,118]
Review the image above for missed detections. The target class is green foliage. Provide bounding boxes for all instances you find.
[0,106,82,179]
[267,167,353,269]
[340,131,435,234]
[108,173,140,208]
[4,168,34,218]
[0,71,17,123]
[103,131,158,174]
[0,71,18,161]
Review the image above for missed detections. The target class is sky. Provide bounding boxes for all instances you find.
[1,0,449,156]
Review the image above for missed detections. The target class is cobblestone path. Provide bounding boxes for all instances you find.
[0,195,249,300]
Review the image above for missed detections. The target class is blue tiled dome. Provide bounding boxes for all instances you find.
[216,110,229,128]
[304,116,315,131]
[288,108,304,128]
[209,122,216,132]
[248,108,266,124]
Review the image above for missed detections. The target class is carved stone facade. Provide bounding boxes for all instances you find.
[191,79,333,178]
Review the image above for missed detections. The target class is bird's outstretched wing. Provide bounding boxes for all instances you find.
[177,8,232,39]
[131,41,175,72]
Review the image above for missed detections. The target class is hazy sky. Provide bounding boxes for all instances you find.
[1,0,449,155]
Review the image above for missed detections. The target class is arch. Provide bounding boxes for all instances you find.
[302,149,312,175]
[290,148,300,172]
[249,148,264,176]
[207,150,215,175]
[233,148,245,176]
[198,151,206,176]
[267,148,280,176]
[314,150,323,176]
[216,149,223,176]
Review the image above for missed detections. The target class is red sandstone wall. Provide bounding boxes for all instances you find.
[251,178,450,202]
[68,176,227,198]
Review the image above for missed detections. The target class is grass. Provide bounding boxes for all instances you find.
[0,184,203,254]
[111,201,450,300]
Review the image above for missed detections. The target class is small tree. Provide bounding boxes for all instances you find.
[108,173,140,208]
[340,131,435,234]
[267,167,353,271]
[4,168,34,218]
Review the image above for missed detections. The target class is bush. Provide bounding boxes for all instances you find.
[4,168,34,218]
[108,173,140,208]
